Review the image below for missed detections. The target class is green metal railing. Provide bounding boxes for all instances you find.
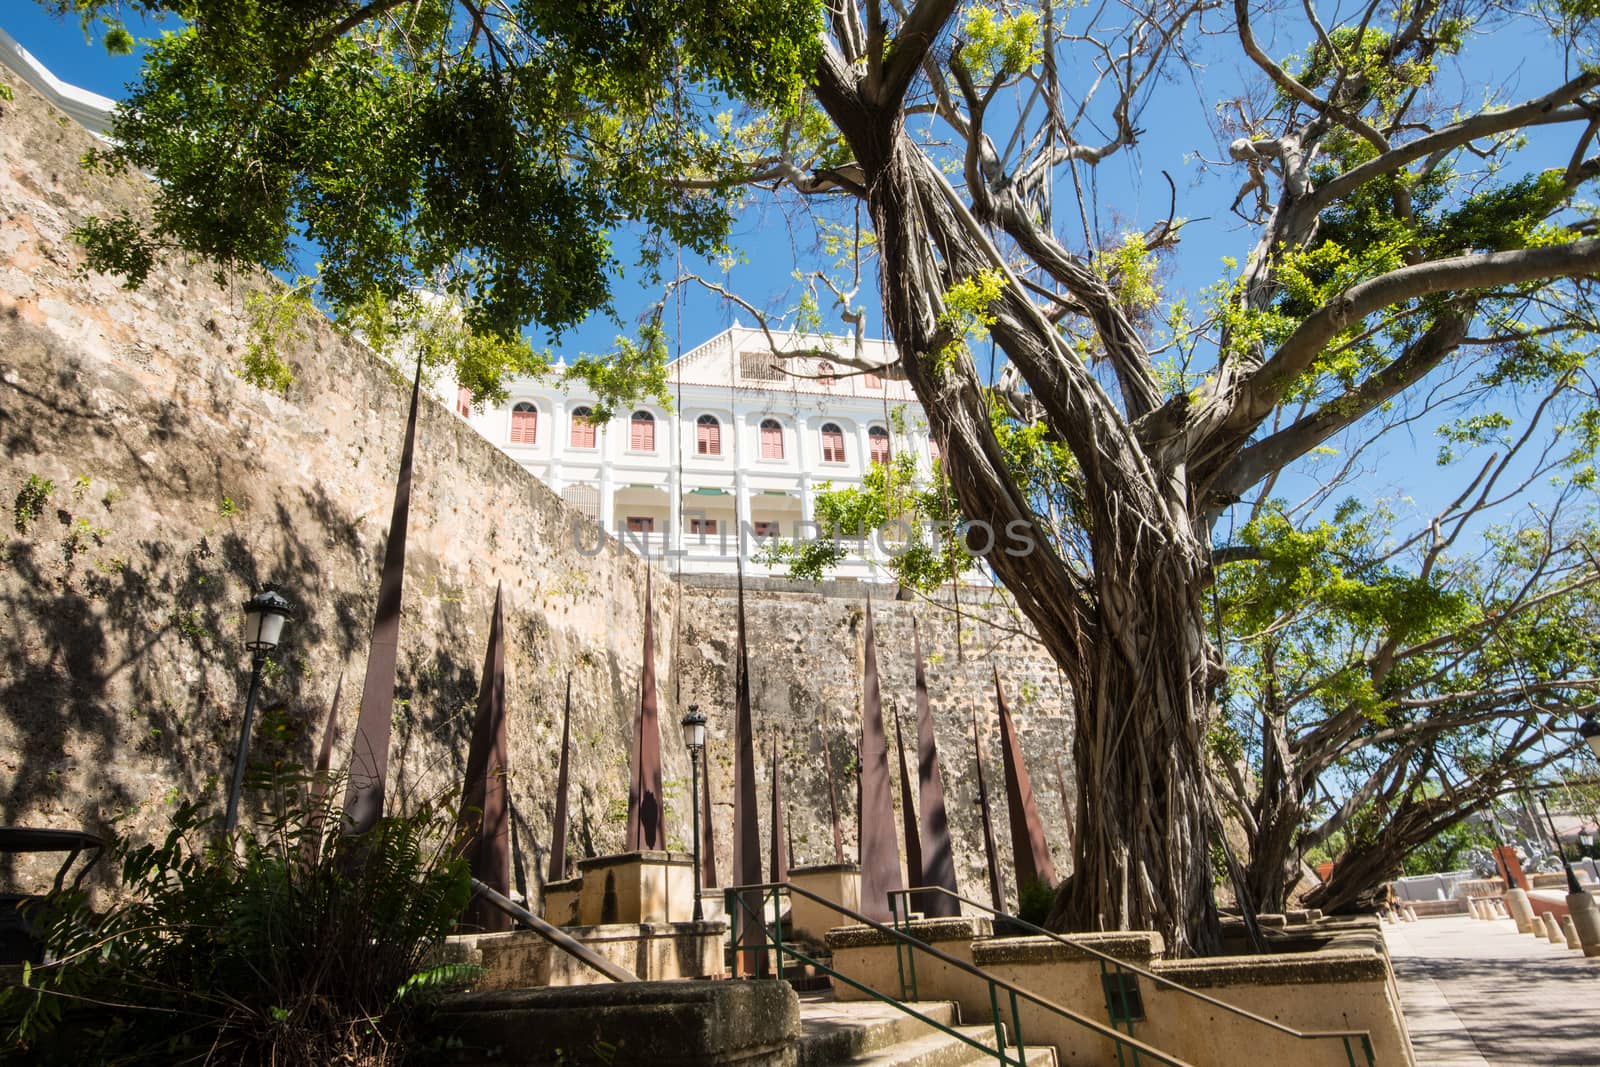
[888,886,1376,1067]
[724,881,1190,1067]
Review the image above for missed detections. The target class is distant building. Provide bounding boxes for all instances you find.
[458,326,939,579]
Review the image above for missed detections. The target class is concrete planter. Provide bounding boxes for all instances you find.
[1146,943,1413,1067]
[787,863,860,942]
[577,851,696,925]
[824,917,1413,1067]
[427,979,799,1066]
[451,919,728,989]
[824,917,992,1004]
[541,876,582,927]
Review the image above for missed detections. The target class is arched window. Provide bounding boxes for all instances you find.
[868,426,892,465]
[817,360,836,388]
[696,414,722,456]
[629,410,656,451]
[510,402,538,445]
[864,369,883,390]
[570,406,596,448]
[820,422,846,463]
[760,418,784,460]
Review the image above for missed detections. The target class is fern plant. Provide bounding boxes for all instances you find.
[1,787,477,1065]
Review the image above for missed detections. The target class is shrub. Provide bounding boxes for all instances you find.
[1017,876,1056,927]
[1,790,477,1065]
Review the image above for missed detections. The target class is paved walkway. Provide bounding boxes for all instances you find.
[1383,914,1599,1065]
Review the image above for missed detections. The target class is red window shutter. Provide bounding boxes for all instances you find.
[697,417,721,455]
[864,371,882,389]
[626,516,654,533]
[869,429,891,465]
[570,409,596,448]
[822,426,845,463]
[817,361,835,388]
[631,413,655,451]
[761,421,783,460]
[510,405,538,444]
[456,387,473,417]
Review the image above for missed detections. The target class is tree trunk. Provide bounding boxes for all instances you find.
[1043,534,1223,956]
[823,87,1224,957]
[1244,784,1307,914]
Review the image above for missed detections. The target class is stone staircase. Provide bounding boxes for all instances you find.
[797,993,1058,1067]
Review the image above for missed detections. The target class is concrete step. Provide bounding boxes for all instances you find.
[839,1026,1058,1067]
[796,997,960,1065]
[796,994,1057,1067]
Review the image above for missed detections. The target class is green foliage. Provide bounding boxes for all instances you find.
[1402,817,1493,876]
[766,451,963,589]
[563,320,675,423]
[345,289,551,407]
[69,211,157,289]
[13,474,54,534]
[1,792,475,1066]
[934,269,1005,375]
[1016,876,1055,926]
[1097,232,1162,314]
[53,0,824,401]
[959,6,1042,82]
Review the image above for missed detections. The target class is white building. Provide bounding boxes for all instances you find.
[458,326,939,579]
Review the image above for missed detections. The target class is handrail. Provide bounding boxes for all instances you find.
[726,880,1191,1067]
[469,878,639,983]
[889,886,1375,1067]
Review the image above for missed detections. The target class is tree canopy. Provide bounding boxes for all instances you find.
[38,0,1600,954]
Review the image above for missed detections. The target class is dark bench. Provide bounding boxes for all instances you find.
[0,827,103,964]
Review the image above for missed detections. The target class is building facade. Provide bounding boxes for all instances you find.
[459,326,938,579]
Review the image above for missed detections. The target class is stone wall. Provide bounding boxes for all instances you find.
[0,64,1073,907]
[681,575,1074,909]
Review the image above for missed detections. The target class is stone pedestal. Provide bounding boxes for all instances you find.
[1505,888,1536,934]
[1567,891,1600,958]
[541,876,581,927]
[825,917,992,1003]
[1541,912,1565,944]
[788,863,860,942]
[577,852,696,925]
[448,919,728,989]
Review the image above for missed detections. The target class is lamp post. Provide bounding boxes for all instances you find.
[680,705,707,922]
[1536,793,1584,896]
[1486,798,1519,891]
[224,588,293,832]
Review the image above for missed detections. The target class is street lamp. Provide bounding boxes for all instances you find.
[224,588,293,831]
[1536,793,1584,896]
[680,705,707,922]
[1579,713,1600,762]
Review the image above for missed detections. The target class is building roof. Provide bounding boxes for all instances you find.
[667,326,916,403]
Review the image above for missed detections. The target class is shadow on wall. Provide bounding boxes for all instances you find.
[0,331,486,889]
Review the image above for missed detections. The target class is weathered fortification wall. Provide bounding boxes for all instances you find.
[0,67,1072,904]
[680,576,1074,904]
